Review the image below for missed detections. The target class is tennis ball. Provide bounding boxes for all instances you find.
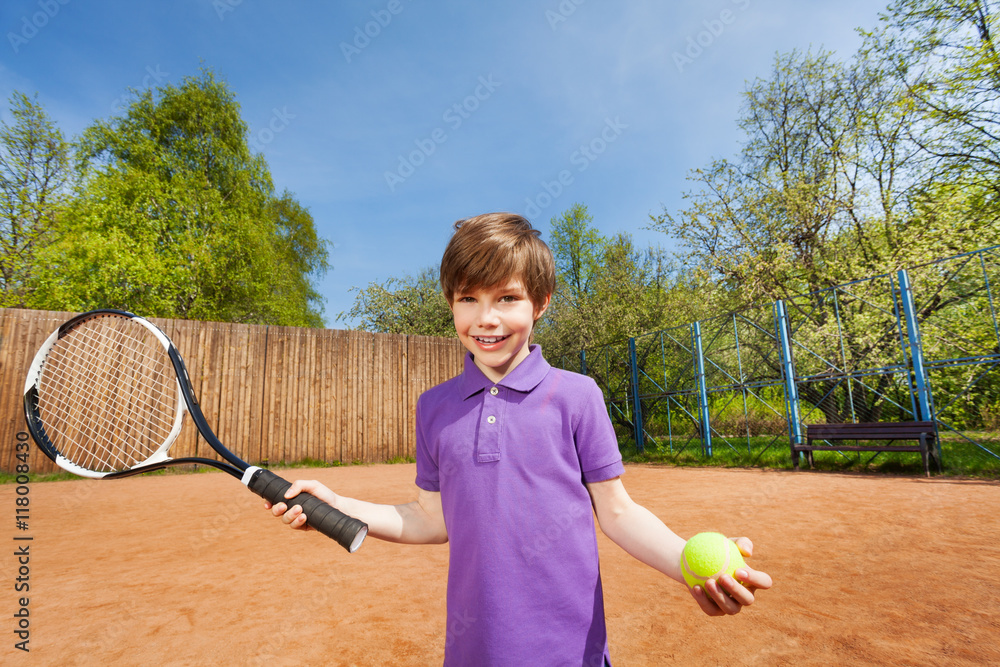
[680,532,745,590]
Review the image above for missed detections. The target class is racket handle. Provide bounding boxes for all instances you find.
[246,468,368,553]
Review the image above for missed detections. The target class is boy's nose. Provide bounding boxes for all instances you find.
[478,304,501,326]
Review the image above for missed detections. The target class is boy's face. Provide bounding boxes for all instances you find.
[450,280,550,383]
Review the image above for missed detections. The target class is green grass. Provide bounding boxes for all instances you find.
[5,435,993,483]
[0,469,79,484]
[622,432,1000,478]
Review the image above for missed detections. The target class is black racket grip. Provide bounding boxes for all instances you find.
[247,468,368,553]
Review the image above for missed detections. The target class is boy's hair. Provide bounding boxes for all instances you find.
[440,212,556,313]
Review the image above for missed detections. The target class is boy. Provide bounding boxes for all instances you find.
[267,213,771,665]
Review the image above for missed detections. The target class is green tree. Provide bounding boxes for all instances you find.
[28,70,329,326]
[0,92,71,307]
[863,0,1000,197]
[537,204,691,360]
[548,203,605,305]
[265,192,331,328]
[649,45,1000,425]
[651,46,999,306]
[541,204,607,353]
[342,267,455,337]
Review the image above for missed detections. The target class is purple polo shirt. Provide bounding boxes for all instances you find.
[415,346,624,666]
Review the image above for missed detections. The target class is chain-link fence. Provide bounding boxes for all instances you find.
[556,246,1000,475]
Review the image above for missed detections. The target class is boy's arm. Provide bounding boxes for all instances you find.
[586,476,771,616]
[267,480,448,545]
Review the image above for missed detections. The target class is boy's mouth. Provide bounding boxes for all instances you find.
[473,335,510,345]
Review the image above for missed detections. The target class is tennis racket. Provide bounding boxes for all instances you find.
[22,309,368,553]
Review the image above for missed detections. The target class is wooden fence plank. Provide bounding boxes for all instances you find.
[2,309,75,474]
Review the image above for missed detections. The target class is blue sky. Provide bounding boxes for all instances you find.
[1,0,886,327]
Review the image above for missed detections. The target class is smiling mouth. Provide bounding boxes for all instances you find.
[473,335,510,345]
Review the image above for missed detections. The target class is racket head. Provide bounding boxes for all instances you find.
[23,309,185,478]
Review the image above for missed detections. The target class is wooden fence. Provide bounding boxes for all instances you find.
[0,308,466,475]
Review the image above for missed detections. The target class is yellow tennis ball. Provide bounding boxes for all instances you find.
[680,532,746,590]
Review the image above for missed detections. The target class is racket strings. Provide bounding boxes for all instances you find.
[40,324,175,469]
[40,329,170,467]
[35,315,181,473]
[43,332,177,432]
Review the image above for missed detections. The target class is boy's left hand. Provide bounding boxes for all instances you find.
[689,537,772,616]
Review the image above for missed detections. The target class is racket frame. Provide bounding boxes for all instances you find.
[22,309,368,552]
[22,309,237,478]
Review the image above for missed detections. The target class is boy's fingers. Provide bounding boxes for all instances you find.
[266,480,328,532]
[716,574,755,607]
[733,536,753,557]
[705,577,742,613]
[735,567,773,592]
[689,585,725,616]
[287,506,313,530]
[284,480,310,499]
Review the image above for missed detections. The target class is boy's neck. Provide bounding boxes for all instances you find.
[472,344,533,383]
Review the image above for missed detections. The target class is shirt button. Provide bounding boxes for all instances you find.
[487,415,496,424]
[490,387,499,396]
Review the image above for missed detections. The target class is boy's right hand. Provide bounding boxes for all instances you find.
[264,479,339,531]
[688,537,772,616]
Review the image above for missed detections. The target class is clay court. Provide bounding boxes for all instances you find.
[6,463,999,666]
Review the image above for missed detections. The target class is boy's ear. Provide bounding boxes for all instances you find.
[534,294,552,320]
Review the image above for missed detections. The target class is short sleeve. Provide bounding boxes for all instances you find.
[573,376,625,483]
[414,393,441,492]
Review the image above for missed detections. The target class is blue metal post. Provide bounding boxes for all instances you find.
[982,252,1000,348]
[897,270,934,423]
[628,337,645,452]
[579,349,587,376]
[692,322,712,457]
[774,300,803,456]
[890,273,921,422]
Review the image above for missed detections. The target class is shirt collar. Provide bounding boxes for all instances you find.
[459,344,551,399]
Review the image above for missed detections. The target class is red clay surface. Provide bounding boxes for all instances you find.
[3,463,999,665]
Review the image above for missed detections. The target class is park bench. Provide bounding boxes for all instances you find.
[795,421,937,477]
